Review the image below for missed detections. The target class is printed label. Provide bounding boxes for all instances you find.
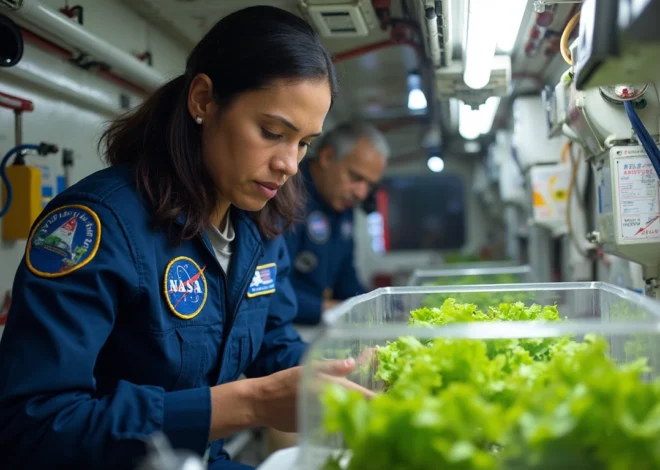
[615,157,660,240]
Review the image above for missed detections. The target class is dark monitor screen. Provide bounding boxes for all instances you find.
[380,173,466,251]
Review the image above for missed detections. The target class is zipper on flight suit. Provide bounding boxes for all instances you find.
[197,233,263,381]
[218,248,262,379]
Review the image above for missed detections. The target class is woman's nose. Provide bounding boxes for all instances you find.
[272,145,299,176]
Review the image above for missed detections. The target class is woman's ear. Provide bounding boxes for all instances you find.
[187,73,214,123]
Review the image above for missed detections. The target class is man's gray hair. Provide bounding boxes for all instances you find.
[312,121,390,161]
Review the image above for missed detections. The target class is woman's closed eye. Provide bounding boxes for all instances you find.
[261,127,282,141]
[262,127,311,150]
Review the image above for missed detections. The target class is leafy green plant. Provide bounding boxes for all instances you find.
[320,299,660,470]
[422,274,523,309]
[443,252,482,264]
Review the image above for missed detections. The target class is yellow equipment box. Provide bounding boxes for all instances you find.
[2,165,42,240]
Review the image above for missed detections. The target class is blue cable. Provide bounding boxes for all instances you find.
[0,144,41,218]
[623,101,660,179]
[626,102,660,160]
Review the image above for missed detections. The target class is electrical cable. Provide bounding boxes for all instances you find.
[565,142,589,258]
[624,101,660,179]
[560,11,581,66]
[0,144,41,218]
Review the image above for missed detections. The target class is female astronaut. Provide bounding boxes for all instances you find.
[0,6,369,469]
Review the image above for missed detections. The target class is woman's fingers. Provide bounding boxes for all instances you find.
[332,376,376,399]
[312,357,356,376]
[356,347,378,368]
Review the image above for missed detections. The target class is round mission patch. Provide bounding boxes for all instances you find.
[164,256,208,320]
[294,251,318,273]
[27,204,102,278]
[307,211,330,244]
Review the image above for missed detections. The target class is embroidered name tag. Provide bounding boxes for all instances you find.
[247,263,277,298]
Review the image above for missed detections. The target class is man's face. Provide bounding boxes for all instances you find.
[318,138,387,212]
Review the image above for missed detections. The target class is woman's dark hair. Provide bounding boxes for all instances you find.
[100,6,338,240]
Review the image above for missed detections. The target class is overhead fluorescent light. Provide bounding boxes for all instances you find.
[458,97,501,140]
[464,141,482,153]
[496,0,528,53]
[407,73,427,110]
[459,109,481,140]
[463,0,498,89]
[408,89,427,110]
[427,156,445,173]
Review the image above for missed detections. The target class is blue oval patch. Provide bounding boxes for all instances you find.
[164,256,208,319]
[27,204,102,278]
[307,211,330,244]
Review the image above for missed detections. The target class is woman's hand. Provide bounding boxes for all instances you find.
[357,347,378,369]
[322,299,341,311]
[250,358,374,433]
[208,358,374,441]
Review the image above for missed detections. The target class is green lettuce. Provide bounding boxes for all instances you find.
[320,299,660,470]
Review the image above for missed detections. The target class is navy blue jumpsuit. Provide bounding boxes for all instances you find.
[283,162,366,325]
[0,165,306,469]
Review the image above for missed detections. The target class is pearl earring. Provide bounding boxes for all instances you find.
[195,116,203,125]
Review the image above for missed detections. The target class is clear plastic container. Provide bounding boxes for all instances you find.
[298,282,660,469]
[407,264,533,286]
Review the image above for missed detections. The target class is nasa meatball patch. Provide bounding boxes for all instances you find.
[27,204,102,278]
[164,256,208,319]
[247,263,277,298]
[307,211,330,244]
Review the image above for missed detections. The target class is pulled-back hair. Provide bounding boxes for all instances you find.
[99,6,338,240]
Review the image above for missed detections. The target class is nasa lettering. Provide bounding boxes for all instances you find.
[27,204,102,278]
[164,256,208,319]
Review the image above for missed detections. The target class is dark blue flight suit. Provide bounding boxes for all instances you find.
[283,162,366,325]
[0,165,305,469]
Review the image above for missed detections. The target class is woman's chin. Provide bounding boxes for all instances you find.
[232,195,269,213]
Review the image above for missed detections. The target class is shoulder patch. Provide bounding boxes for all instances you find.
[27,204,102,278]
[341,219,353,240]
[294,251,318,273]
[248,263,277,298]
[307,211,330,244]
[164,256,208,320]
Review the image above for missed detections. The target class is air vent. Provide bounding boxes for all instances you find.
[0,0,23,10]
[304,3,373,38]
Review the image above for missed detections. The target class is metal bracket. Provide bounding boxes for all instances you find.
[533,0,582,13]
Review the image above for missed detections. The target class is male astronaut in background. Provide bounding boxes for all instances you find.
[284,121,390,325]
[265,122,390,455]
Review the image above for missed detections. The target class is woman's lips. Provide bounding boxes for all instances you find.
[256,181,281,198]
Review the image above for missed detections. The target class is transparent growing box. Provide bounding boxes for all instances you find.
[298,283,660,470]
[407,264,533,287]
